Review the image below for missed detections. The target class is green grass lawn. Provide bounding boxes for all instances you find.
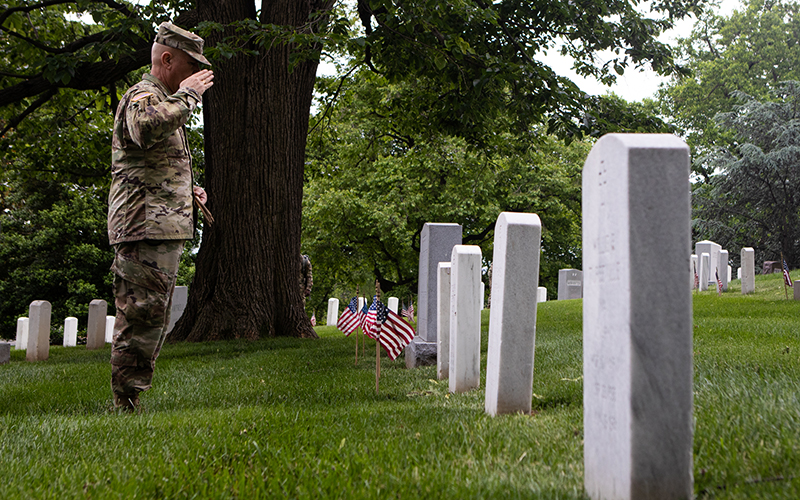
[1,273,799,498]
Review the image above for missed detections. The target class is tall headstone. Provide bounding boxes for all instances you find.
[741,247,755,294]
[583,134,693,500]
[537,287,547,303]
[727,265,732,284]
[719,249,729,291]
[63,317,78,347]
[794,281,800,300]
[327,298,340,326]
[105,316,115,343]
[406,222,462,368]
[26,300,52,362]
[699,253,710,292]
[86,299,107,350]
[449,245,482,393]
[557,269,583,300]
[695,240,721,285]
[166,285,188,334]
[485,212,542,416]
[480,282,485,310]
[437,262,452,380]
[387,297,399,313]
[15,317,29,351]
[737,267,742,280]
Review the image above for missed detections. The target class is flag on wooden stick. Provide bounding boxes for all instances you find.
[370,300,416,360]
[783,259,793,287]
[336,297,362,336]
[715,269,723,296]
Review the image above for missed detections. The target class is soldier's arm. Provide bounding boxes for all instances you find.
[126,88,201,149]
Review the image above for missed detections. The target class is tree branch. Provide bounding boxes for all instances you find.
[0,88,57,137]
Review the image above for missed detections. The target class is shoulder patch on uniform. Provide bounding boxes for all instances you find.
[131,92,154,103]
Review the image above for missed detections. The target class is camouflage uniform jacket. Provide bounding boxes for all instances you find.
[108,73,202,245]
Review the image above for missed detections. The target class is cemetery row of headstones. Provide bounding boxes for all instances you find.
[2,287,188,365]
[407,134,694,499]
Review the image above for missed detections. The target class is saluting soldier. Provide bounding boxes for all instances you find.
[107,22,214,411]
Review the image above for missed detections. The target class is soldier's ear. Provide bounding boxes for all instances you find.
[161,50,173,69]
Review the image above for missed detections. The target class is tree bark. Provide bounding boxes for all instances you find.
[171,0,328,341]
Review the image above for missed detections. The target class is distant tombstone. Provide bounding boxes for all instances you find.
[105,316,115,343]
[741,248,755,294]
[737,267,742,280]
[794,281,800,300]
[480,282,485,310]
[695,240,721,285]
[326,298,339,326]
[699,253,710,291]
[437,262,452,380]
[690,254,698,289]
[15,317,29,351]
[358,296,365,311]
[407,222,462,369]
[449,245,482,393]
[63,317,78,347]
[763,261,781,274]
[583,134,693,500]
[26,300,52,362]
[86,299,107,350]
[387,297,399,313]
[166,286,188,334]
[557,269,583,300]
[727,265,732,284]
[719,250,729,291]
[485,212,542,416]
[0,342,9,365]
[537,287,547,303]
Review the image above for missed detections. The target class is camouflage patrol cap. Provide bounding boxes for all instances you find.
[154,22,210,66]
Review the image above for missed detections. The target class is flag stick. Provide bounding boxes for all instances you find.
[782,252,789,300]
[354,287,360,365]
[375,280,381,395]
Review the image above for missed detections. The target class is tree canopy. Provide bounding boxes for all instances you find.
[1,0,706,340]
[658,0,800,177]
[693,81,800,267]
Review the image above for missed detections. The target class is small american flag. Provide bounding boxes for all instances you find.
[361,296,378,339]
[693,263,699,290]
[310,312,316,327]
[370,300,416,360]
[402,300,415,322]
[783,259,793,287]
[716,269,723,296]
[336,297,361,336]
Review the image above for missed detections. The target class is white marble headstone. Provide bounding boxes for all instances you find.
[485,212,541,416]
[557,269,583,300]
[699,253,710,292]
[105,316,115,343]
[583,134,693,500]
[27,301,51,362]
[63,317,78,347]
[387,297,399,313]
[166,285,188,334]
[86,299,107,350]
[537,287,547,303]
[719,249,729,291]
[449,245,482,393]
[695,240,721,285]
[437,262,452,380]
[327,298,340,326]
[15,317,29,351]
[741,247,755,294]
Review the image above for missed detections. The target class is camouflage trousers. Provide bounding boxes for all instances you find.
[110,239,184,398]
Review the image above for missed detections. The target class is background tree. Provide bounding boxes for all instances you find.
[694,81,800,267]
[1,0,705,341]
[658,0,800,178]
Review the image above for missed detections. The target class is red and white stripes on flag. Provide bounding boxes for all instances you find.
[783,259,793,287]
[361,297,378,339]
[402,301,415,322]
[310,312,316,327]
[370,300,416,360]
[716,269,723,296]
[336,297,362,336]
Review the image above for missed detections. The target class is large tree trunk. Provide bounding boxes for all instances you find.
[171,0,328,341]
